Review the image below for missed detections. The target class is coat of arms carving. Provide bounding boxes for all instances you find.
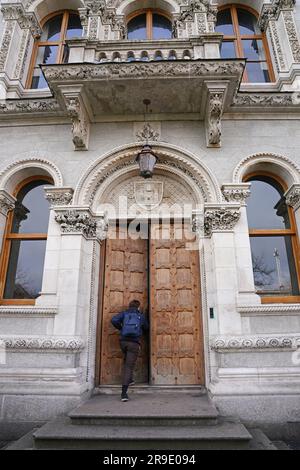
[134,181,164,210]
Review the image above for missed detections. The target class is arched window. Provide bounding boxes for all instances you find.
[27,11,82,89]
[216,5,274,83]
[0,177,53,304]
[127,10,172,40]
[245,174,300,302]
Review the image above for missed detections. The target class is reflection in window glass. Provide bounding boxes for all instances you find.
[4,240,47,299]
[237,8,260,35]
[40,14,63,41]
[152,14,172,39]
[66,13,83,38]
[220,41,236,58]
[245,62,270,83]
[246,179,289,229]
[216,9,234,35]
[250,236,299,296]
[12,183,51,234]
[128,14,147,40]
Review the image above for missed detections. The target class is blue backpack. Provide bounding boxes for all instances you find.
[121,310,142,337]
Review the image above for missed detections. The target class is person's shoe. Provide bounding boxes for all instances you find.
[129,380,135,386]
[121,392,129,402]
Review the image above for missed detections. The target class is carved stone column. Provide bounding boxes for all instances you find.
[259,0,299,75]
[0,190,16,253]
[83,1,125,41]
[204,82,227,148]
[51,206,107,337]
[58,85,91,151]
[203,203,243,335]
[174,0,218,39]
[222,184,261,306]
[0,3,41,93]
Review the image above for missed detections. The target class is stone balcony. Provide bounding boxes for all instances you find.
[40,33,245,151]
[67,34,224,63]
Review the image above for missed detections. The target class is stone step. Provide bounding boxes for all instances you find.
[94,385,207,395]
[33,416,253,450]
[69,393,219,426]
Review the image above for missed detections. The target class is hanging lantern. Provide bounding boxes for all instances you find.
[136,145,157,178]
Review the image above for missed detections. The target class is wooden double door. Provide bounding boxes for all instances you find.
[98,221,205,386]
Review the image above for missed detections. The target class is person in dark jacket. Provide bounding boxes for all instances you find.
[111,299,148,402]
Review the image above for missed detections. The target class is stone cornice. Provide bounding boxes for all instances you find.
[232,92,300,109]
[211,333,300,352]
[0,98,61,116]
[42,60,245,83]
[0,306,58,316]
[237,304,300,316]
[0,335,84,351]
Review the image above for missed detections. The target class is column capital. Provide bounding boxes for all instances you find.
[222,183,251,206]
[285,184,300,210]
[44,186,74,208]
[259,0,296,32]
[204,203,241,237]
[0,189,16,216]
[54,207,108,241]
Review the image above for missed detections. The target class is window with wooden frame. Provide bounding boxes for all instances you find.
[0,177,53,305]
[216,4,275,83]
[245,172,300,304]
[127,9,173,40]
[27,10,82,89]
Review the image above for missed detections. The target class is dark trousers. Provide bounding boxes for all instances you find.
[120,340,140,386]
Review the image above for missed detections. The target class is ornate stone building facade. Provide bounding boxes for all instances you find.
[0,0,300,430]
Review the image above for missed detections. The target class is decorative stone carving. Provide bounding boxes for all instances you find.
[0,190,16,216]
[204,205,241,236]
[285,184,300,210]
[232,93,297,107]
[237,304,300,315]
[192,212,204,235]
[204,83,227,148]
[55,209,108,241]
[44,187,74,207]
[136,123,160,142]
[211,333,300,352]
[269,20,287,72]
[0,306,58,316]
[0,21,14,72]
[0,335,84,351]
[222,184,251,205]
[55,210,97,237]
[61,89,90,151]
[0,99,61,115]
[42,61,245,82]
[1,3,41,37]
[282,10,300,63]
[259,0,296,32]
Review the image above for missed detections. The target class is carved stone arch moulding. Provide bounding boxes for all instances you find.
[0,157,64,194]
[233,152,300,188]
[73,142,222,206]
[114,0,181,15]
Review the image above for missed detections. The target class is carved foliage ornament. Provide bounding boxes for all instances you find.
[285,186,300,209]
[64,95,90,151]
[44,188,74,207]
[1,3,41,37]
[206,91,224,147]
[55,210,108,240]
[204,207,241,236]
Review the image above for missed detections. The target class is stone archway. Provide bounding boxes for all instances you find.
[90,144,212,387]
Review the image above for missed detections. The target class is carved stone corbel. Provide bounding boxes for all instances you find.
[204,204,241,237]
[285,184,300,211]
[204,83,227,148]
[59,86,91,151]
[0,190,16,216]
